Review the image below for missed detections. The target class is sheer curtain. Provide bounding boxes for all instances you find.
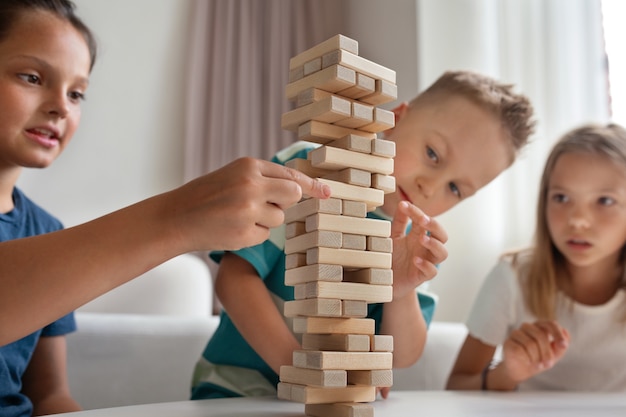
[184,0,346,181]
[418,0,610,321]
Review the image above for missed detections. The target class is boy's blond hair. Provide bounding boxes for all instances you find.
[409,71,536,158]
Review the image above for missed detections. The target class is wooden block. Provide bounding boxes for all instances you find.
[322,49,396,83]
[289,66,304,83]
[282,95,351,131]
[294,281,393,303]
[366,236,393,253]
[292,317,375,335]
[342,234,366,251]
[302,333,370,352]
[371,138,396,158]
[371,173,396,194]
[284,197,342,224]
[285,230,342,254]
[347,369,393,387]
[305,403,374,417]
[303,57,322,76]
[285,64,355,100]
[285,264,343,285]
[359,107,395,133]
[309,145,394,175]
[296,88,332,107]
[285,221,306,239]
[333,101,374,129]
[328,134,372,154]
[298,120,376,144]
[370,335,394,352]
[280,365,346,387]
[359,79,398,106]
[285,158,333,179]
[338,72,376,99]
[277,382,376,405]
[323,168,371,188]
[293,350,393,370]
[284,298,343,317]
[289,34,359,70]
[317,179,383,211]
[343,268,393,285]
[306,213,390,238]
[342,299,368,318]
[285,253,307,270]
[342,200,367,218]
[308,247,392,269]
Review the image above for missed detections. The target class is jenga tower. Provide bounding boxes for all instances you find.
[277,35,398,417]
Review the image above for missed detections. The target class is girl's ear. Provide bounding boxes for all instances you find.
[384,102,409,136]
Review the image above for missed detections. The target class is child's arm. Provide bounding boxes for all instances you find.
[21,336,82,415]
[446,334,498,390]
[215,252,299,374]
[0,158,330,346]
[381,201,448,367]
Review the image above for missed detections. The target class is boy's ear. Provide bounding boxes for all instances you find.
[384,102,409,136]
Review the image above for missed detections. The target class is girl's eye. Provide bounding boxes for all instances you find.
[426,146,439,163]
[551,193,568,203]
[599,196,616,206]
[449,182,461,198]
[18,73,40,84]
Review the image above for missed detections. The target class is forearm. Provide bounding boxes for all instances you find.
[379,290,426,368]
[447,363,518,391]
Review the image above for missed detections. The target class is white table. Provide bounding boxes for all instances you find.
[49,391,626,417]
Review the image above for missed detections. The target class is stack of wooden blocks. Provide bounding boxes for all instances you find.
[277,34,398,417]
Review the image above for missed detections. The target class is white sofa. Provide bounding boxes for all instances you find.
[66,254,468,410]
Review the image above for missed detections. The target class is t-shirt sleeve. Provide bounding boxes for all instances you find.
[465,258,519,347]
[40,312,76,337]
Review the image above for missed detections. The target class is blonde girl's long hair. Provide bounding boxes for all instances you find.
[515,123,626,320]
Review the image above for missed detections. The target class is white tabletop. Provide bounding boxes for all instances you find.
[49,391,626,417]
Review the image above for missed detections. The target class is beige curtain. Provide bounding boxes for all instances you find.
[184,0,347,181]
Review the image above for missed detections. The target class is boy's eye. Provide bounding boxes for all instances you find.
[449,182,461,198]
[426,146,439,163]
[18,73,40,85]
[69,91,86,102]
[599,196,616,206]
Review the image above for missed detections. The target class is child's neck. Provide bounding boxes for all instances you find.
[564,260,623,306]
[0,168,21,213]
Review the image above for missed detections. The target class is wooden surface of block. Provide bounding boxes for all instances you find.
[309,145,394,175]
[370,335,394,352]
[294,281,393,303]
[285,64,355,100]
[322,49,396,83]
[302,333,370,352]
[285,253,307,270]
[282,95,351,131]
[289,66,304,83]
[347,369,393,387]
[341,234,366,251]
[316,179,384,211]
[285,221,306,239]
[298,120,376,143]
[343,268,393,285]
[366,236,393,253]
[306,213,391,238]
[359,79,398,106]
[333,101,373,129]
[296,87,332,107]
[285,263,343,285]
[277,382,376,404]
[289,34,359,70]
[280,366,347,387]
[323,168,371,188]
[342,200,367,218]
[338,72,376,99]
[292,317,375,335]
[284,298,343,317]
[360,107,395,133]
[371,173,396,194]
[303,57,322,76]
[284,197,342,224]
[307,247,392,269]
[293,350,393,370]
[285,230,342,254]
[342,299,368,318]
[370,138,396,158]
[328,135,372,154]
[285,158,333,179]
[305,402,374,417]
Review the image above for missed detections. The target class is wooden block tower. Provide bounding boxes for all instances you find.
[277,34,398,417]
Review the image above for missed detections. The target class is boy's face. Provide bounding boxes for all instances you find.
[383,95,512,217]
[0,11,90,171]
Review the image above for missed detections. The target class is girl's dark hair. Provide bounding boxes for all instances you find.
[0,0,97,70]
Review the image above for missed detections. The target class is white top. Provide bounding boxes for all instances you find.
[467,255,626,391]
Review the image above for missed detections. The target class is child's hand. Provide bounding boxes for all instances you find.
[501,320,570,383]
[390,201,448,298]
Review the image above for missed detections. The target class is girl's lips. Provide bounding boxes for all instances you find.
[566,239,592,251]
[25,129,59,149]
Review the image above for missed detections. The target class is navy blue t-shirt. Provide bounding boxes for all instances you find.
[0,187,76,417]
